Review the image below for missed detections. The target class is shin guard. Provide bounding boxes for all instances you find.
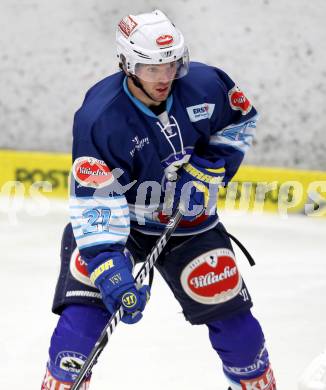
[207,310,276,389]
[44,304,110,387]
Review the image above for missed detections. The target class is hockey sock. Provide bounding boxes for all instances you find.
[207,310,276,389]
[41,367,90,390]
[47,304,110,383]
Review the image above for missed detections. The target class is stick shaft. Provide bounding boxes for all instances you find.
[71,209,182,390]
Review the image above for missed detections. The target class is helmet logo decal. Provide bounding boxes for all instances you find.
[156,35,174,46]
[118,16,138,38]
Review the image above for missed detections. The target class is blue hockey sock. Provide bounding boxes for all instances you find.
[48,304,110,382]
[207,310,273,386]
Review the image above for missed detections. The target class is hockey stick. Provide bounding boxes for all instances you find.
[71,208,183,390]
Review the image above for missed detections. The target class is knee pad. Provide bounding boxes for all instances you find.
[207,310,276,387]
[48,304,110,383]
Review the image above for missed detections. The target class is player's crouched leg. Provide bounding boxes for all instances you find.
[207,310,277,389]
[41,304,110,389]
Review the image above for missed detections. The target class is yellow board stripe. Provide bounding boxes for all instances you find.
[0,149,71,198]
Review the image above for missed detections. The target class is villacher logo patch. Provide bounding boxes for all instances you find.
[72,156,114,188]
[180,248,242,304]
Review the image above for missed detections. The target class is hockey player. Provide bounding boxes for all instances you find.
[41,9,277,390]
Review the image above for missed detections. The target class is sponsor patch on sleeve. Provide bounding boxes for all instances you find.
[180,248,242,305]
[72,156,114,189]
[228,86,252,115]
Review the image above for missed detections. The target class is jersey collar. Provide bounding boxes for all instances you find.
[123,77,173,118]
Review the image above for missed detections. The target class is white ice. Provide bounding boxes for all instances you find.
[1,199,326,389]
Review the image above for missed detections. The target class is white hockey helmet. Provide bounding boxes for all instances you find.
[116,9,189,82]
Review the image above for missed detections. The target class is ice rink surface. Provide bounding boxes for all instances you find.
[1,199,326,389]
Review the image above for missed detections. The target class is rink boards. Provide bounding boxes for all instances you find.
[0,149,325,217]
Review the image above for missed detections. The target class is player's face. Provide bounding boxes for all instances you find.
[136,62,177,102]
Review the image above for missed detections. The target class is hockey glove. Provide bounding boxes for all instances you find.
[87,252,150,325]
[167,154,226,221]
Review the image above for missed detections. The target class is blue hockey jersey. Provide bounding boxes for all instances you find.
[69,62,257,263]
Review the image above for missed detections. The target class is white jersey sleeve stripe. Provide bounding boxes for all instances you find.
[78,239,128,251]
[69,194,130,251]
[209,115,258,154]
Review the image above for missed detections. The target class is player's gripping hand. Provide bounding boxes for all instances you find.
[87,252,150,324]
[174,154,226,220]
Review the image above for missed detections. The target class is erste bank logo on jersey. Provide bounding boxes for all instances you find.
[186,103,215,122]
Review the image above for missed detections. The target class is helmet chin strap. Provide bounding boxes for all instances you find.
[129,74,160,102]
[129,74,174,104]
